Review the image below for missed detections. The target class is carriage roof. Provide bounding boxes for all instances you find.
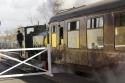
[49,0,125,23]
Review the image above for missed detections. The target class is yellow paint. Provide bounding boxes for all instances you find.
[33,36,44,46]
[52,33,57,47]
[61,39,64,45]
[44,36,48,46]
[115,27,125,45]
[68,31,79,48]
[115,27,125,35]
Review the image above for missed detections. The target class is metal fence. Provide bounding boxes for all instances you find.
[0,44,53,78]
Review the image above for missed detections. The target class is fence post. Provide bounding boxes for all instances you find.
[47,44,53,76]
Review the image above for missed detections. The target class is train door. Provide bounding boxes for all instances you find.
[25,28,34,58]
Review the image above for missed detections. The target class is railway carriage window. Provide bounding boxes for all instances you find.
[87,19,91,28]
[99,17,104,27]
[68,23,70,30]
[68,21,80,48]
[68,21,79,31]
[27,28,34,34]
[96,18,100,28]
[76,21,80,29]
[59,27,64,45]
[52,26,56,33]
[87,17,104,49]
[92,18,96,28]
[115,13,125,48]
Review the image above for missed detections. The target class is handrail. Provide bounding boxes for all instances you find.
[0,47,46,52]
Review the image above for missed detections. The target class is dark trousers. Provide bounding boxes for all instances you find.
[18,41,23,48]
[18,41,23,59]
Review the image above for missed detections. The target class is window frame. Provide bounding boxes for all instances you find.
[67,20,80,49]
[52,26,56,33]
[68,21,80,31]
[86,16,104,49]
[115,12,125,49]
[87,17,104,29]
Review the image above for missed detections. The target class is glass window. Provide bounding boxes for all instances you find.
[115,13,125,48]
[87,17,104,29]
[87,19,91,28]
[96,18,100,28]
[68,23,70,31]
[27,28,34,34]
[87,17,104,49]
[92,18,95,28]
[99,17,104,27]
[121,14,125,26]
[59,27,64,45]
[68,21,80,31]
[76,21,80,29]
[52,26,56,33]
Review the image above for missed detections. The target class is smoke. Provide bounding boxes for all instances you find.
[92,62,125,83]
[36,0,54,24]
[52,65,74,74]
[75,0,103,7]
[36,0,104,24]
[60,0,103,10]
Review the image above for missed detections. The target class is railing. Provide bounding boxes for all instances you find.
[0,42,18,49]
[0,44,53,78]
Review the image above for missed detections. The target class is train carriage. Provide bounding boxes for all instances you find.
[49,0,125,72]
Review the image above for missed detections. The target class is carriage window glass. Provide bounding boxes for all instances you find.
[68,21,79,31]
[92,18,95,28]
[59,27,64,45]
[27,28,34,34]
[87,19,91,28]
[115,13,125,48]
[89,17,104,29]
[115,14,120,27]
[52,26,56,32]
[70,21,76,31]
[68,23,70,31]
[99,17,104,27]
[76,21,80,29]
[96,18,100,28]
[87,17,104,49]
[121,14,125,26]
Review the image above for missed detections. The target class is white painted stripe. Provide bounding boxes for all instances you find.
[4,52,20,55]
[0,47,46,52]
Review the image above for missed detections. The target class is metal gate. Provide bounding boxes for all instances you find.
[0,44,53,78]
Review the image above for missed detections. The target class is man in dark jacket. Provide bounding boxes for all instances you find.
[17,30,24,48]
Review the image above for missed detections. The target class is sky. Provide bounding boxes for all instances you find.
[0,0,102,34]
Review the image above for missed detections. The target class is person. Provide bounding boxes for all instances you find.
[17,30,24,48]
[91,43,97,49]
